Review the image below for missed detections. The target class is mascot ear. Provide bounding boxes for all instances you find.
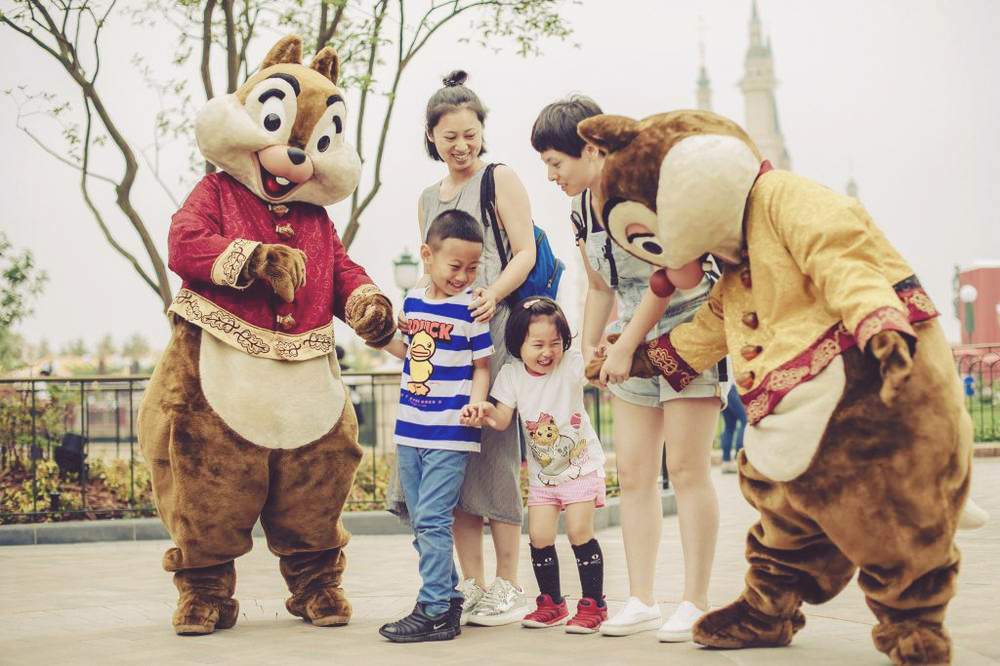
[310,47,341,84]
[578,115,640,154]
[261,35,303,69]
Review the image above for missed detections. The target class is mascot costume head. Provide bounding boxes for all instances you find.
[138,36,395,636]
[581,109,974,665]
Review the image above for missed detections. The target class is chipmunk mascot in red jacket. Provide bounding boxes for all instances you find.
[580,110,973,664]
[138,35,395,635]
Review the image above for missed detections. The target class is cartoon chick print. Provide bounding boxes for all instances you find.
[525,412,587,485]
[407,331,436,396]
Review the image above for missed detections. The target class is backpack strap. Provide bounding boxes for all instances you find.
[479,163,510,271]
[583,189,619,289]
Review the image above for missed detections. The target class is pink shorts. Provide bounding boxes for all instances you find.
[526,471,606,510]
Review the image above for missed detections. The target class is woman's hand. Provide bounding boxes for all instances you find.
[460,401,494,427]
[396,310,408,333]
[469,287,498,323]
[599,340,634,386]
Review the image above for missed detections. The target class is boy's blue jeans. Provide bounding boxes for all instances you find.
[397,444,469,617]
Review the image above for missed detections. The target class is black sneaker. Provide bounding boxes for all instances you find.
[378,603,458,643]
[449,597,463,635]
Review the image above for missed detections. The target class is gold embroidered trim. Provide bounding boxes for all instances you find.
[211,239,261,288]
[168,288,334,361]
[855,306,914,351]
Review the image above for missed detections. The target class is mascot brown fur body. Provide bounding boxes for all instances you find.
[580,110,972,664]
[139,36,395,635]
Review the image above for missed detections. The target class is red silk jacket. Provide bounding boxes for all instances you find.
[167,172,374,361]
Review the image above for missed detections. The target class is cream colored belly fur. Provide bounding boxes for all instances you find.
[198,334,346,450]
[742,356,845,482]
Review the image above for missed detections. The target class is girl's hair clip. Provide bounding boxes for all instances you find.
[522,299,541,309]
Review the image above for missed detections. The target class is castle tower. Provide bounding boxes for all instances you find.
[846,177,859,200]
[696,36,712,111]
[739,1,791,169]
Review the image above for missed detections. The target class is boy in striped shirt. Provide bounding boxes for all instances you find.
[379,209,493,643]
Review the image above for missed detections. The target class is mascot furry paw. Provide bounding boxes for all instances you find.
[579,110,973,664]
[138,35,395,636]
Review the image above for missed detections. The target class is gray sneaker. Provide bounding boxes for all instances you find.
[457,578,485,625]
[466,578,530,626]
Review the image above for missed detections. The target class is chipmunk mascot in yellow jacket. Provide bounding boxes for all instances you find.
[580,110,972,664]
[138,36,395,636]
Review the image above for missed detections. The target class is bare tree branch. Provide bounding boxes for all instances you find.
[78,92,161,294]
[200,0,216,100]
[5,0,174,312]
[222,0,239,93]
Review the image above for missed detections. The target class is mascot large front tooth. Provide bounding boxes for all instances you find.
[580,110,973,665]
[138,35,396,636]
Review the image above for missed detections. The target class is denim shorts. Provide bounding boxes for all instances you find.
[607,295,725,409]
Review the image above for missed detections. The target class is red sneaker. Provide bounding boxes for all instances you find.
[565,597,607,634]
[521,594,569,628]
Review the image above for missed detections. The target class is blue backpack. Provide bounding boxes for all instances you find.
[480,163,564,306]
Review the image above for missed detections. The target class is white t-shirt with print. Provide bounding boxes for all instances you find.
[491,349,605,487]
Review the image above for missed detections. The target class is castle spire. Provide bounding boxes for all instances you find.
[740,1,791,169]
[696,18,713,111]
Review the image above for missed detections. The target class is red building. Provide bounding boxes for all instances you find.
[954,262,1000,345]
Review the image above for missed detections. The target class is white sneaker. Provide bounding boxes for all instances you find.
[457,578,485,625]
[958,498,989,530]
[599,597,661,636]
[466,578,530,626]
[721,460,738,474]
[657,600,706,642]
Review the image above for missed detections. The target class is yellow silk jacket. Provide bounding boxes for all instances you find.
[646,170,939,423]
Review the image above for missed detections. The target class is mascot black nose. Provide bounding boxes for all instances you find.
[287,147,306,165]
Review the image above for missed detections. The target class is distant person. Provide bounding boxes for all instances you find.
[720,384,746,474]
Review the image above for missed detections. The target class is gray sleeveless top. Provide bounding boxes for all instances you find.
[571,189,712,339]
[419,164,510,290]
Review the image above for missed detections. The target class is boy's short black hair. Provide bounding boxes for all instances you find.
[505,297,572,359]
[426,209,483,248]
[530,94,604,157]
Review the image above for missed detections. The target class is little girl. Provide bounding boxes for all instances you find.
[461,297,608,633]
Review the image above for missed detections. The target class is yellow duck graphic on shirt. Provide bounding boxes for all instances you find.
[407,331,436,396]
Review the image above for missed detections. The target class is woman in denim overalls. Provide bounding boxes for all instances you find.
[531,96,723,641]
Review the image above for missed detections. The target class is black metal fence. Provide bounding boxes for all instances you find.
[954,344,1000,443]
[3,345,996,524]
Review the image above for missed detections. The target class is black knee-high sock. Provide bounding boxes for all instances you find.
[572,539,605,606]
[530,544,562,603]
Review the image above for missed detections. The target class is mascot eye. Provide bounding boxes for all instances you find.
[315,116,343,153]
[604,198,667,266]
[628,232,663,255]
[260,96,286,133]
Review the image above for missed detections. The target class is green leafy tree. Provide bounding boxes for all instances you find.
[94,333,117,374]
[120,332,151,373]
[0,232,48,372]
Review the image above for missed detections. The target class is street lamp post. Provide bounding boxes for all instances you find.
[959,284,978,345]
[392,248,420,301]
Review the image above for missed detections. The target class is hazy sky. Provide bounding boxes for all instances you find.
[3,0,999,353]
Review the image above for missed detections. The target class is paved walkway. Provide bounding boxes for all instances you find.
[3,459,999,665]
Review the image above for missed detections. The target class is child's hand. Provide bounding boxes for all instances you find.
[599,340,634,386]
[460,401,493,427]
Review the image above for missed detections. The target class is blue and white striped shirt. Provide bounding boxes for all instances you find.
[394,288,493,452]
